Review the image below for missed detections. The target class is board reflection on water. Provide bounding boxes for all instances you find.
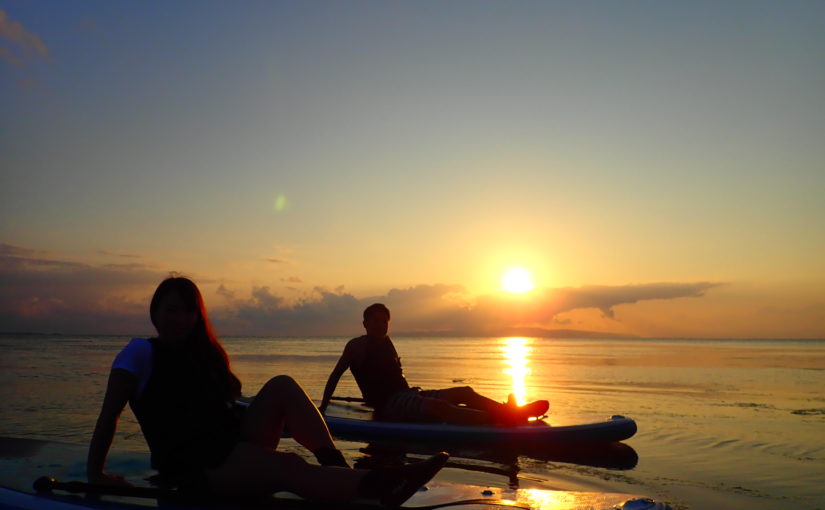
[351,439,638,489]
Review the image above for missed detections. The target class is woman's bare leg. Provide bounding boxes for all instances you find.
[207,442,362,500]
[207,443,450,505]
[242,375,335,452]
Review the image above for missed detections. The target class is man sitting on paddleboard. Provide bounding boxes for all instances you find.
[320,303,549,425]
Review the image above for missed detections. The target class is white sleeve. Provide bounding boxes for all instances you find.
[112,338,153,397]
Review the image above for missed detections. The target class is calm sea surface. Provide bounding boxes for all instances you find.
[1,335,823,509]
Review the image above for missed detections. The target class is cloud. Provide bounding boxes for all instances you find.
[468,282,721,329]
[216,284,236,301]
[0,45,20,66]
[211,284,464,336]
[210,281,723,337]
[548,282,720,319]
[0,243,725,337]
[0,9,49,64]
[216,286,360,336]
[0,9,49,89]
[0,246,163,334]
[96,249,144,259]
[0,243,49,257]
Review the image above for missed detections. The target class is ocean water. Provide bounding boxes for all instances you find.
[1,334,823,509]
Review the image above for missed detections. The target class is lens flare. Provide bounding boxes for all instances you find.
[273,194,289,212]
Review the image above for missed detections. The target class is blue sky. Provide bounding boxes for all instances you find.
[1,1,824,337]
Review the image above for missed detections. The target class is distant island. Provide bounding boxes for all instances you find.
[393,327,637,339]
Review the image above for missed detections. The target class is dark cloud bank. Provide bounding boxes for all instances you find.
[0,243,160,334]
[218,282,720,337]
[0,243,721,337]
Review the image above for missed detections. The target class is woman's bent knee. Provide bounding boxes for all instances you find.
[259,375,303,396]
[266,374,297,387]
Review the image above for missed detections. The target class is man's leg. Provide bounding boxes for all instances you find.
[428,386,502,413]
[418,396,491,425]
[428,386,549,422]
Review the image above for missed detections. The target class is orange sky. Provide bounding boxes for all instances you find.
[1,3,823,338]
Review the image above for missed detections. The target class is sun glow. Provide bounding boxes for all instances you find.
[501,267,535,294]
[500,337,532,405]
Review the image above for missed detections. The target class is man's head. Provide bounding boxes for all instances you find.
[363,303,390,339]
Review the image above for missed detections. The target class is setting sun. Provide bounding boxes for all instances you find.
[501,267,535,294]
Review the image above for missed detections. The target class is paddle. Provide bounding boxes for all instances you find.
[33,476,529,509]
[331,395,367,403]
[34,476,173,499]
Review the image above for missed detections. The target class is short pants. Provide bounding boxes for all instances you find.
[156,402,248,492]
[378,388,446,422]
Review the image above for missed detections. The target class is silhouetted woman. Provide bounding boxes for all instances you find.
[87,276,446,505]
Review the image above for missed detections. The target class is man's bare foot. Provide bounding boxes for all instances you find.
[493,394,549,426]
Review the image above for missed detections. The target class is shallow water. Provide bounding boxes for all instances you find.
[1,335,823,509]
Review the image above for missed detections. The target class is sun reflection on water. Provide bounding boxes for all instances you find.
[500,337,532,405]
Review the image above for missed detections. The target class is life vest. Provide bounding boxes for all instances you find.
[129,338,242,478]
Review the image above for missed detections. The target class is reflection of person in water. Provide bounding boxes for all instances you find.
[87,277,447,506]
[357,439,638,491]
[320,303,549,425]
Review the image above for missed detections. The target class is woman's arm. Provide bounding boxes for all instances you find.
[87,368,137,486]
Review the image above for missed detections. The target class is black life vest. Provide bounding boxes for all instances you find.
[129,338,242,477]
[350,336,410,410]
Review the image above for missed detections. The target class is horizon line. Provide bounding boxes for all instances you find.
[1,330,823,342]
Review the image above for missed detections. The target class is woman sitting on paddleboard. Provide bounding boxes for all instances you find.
[87,276,447,505]
[319,303,549,425]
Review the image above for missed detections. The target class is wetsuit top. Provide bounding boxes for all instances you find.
[349,335,411,410]
[115,338,242,479]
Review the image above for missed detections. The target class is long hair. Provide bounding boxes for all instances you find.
[149,277,242,399]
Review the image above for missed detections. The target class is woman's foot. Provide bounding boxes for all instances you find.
[358,452,450,507]
[313,446,350,468]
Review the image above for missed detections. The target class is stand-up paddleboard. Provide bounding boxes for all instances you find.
[0,437,671,510]
[322,404,637,445]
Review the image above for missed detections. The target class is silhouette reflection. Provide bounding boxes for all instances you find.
[350,438,638,489]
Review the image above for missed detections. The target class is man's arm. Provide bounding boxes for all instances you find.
[319,341,356,415]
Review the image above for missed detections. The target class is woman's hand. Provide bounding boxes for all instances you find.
[87,368,136,490]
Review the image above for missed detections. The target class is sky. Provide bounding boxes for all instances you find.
[1,1,824,338]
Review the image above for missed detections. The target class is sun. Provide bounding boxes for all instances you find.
[501,267,535,294]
